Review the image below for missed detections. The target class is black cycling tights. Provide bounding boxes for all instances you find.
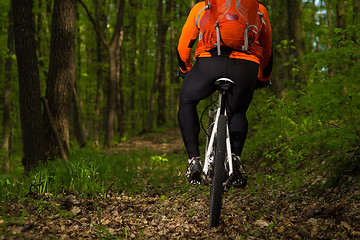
[178,57,259,159]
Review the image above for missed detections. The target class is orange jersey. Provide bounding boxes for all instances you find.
[177,1,272,82]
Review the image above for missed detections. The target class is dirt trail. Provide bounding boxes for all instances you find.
[2,128,360,239]
[3,180,359,239]
[108,128,184,154]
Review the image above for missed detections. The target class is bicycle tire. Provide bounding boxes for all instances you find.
[209,115,227,227]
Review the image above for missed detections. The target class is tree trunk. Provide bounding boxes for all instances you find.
[147,0,168,131]
[72,87,86,148]
[271,0,288,95]
[2,6,14,171]
[156,0,168,127]
[35,0,44,71]
[128,0,138,131]
[287,0,305,89]
[103,0,125,148]
[104,45,117,148]
[116,28,125,138]
[351,0,359,42]
[336,1,346,29]
[139,19,150,132]
[72,9,87,148]
[93,0,106,147]
[12,0,46,172]
[167,0,177,126]
[78,0,125,148]
[44,0,77,159]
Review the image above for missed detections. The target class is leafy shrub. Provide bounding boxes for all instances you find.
[244,24,360,185]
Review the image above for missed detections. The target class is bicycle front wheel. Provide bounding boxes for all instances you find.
[209,115,227,227]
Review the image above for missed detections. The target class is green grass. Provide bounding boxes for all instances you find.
[0,149,187,202]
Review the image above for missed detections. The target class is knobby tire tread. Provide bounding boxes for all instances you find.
[209,115,227,227]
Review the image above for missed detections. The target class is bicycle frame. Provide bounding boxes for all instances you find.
[203,78,234,182]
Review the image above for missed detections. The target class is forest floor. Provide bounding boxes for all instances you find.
[2,128,360,239]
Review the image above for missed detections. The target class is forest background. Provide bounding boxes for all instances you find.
[0,0,359,193]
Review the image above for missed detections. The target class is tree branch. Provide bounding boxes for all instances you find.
[109,0,125,46]
[41,97,68,162]
[77,0,108,47]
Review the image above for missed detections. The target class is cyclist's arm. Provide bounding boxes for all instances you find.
[176,3,203,74]
[258,3,273,82]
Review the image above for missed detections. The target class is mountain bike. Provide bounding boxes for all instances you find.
[201,77,236,227]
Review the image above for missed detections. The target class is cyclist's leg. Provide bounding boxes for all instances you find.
[178,57,224,158]
[221,59,258,187]
[224,59,259,157]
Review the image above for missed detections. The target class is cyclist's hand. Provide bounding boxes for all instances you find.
[255,79,270,90]
[177,68,187,79]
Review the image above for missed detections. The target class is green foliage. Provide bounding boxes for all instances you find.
[0,1,10,35]
[248,77,359,171]
[0,163,24,200]
[244,22,360,187]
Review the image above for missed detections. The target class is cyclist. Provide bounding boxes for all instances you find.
[177,0,273,187]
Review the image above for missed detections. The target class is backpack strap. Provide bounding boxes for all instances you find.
[195,4,211,30]
[215,21,221,55]
[242,24,259,51]
[258,11,266,31]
